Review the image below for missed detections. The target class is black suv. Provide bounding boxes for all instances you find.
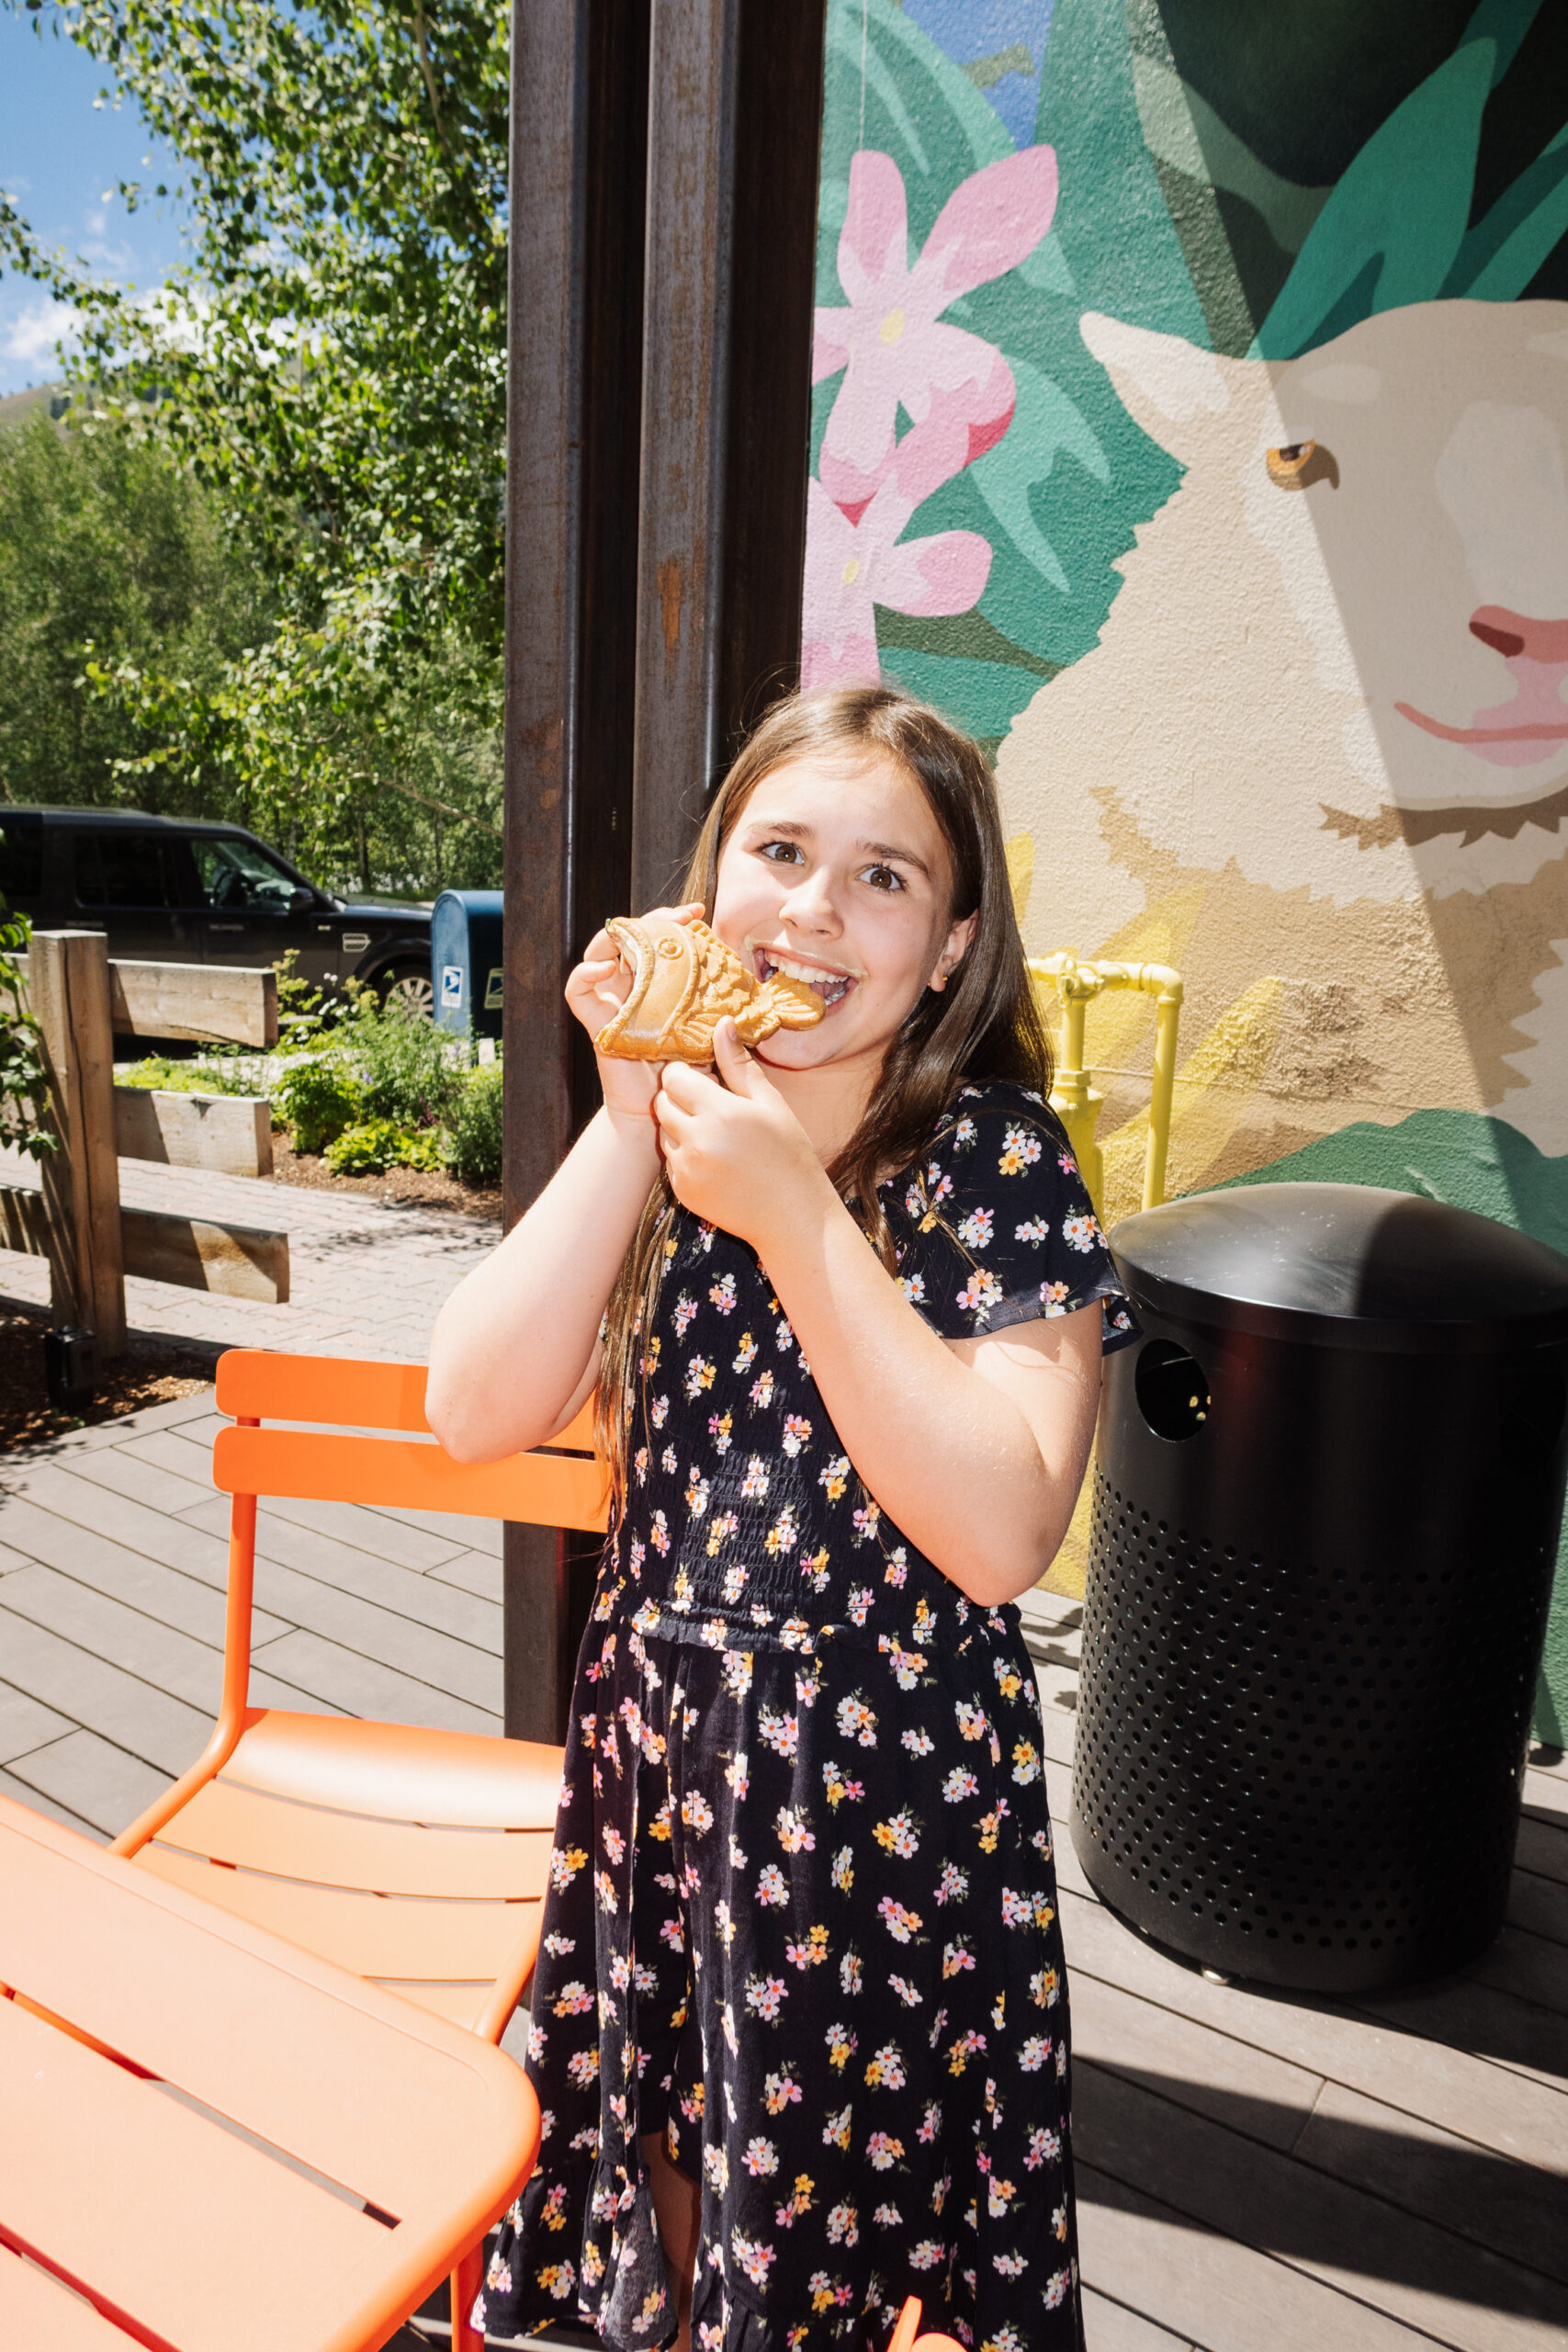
[0,807,434,1013]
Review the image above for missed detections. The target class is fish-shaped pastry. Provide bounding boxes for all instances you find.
[594,913,825,1062]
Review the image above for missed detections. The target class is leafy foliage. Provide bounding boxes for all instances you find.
[117,1051,270,1096]
[3,0,509,649]
[445,1055,502,1182]
[325,1113,444,1174]
[273,1052,361,1150]
[345,988,467,1129]
[0,901,55,1161]
[0,407,271,809]
[0,0,509,885]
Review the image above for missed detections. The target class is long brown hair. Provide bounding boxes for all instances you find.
[595,684,1053,1511]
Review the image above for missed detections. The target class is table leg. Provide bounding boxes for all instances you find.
[452,2245,484,2352]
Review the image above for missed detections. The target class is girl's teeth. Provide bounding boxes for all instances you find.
[766,954,852,987]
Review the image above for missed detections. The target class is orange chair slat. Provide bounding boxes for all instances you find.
[217,1349,433,1431]
[221,1710,563,1829]
[384,1980,493,2031]
[2,1797,538,2237]
[214,1350,600,1457]
[0,1992,390,2352]
[0,2245,135,2349]
[132,1844,538,1981]
[155,1780,553,1900]
[214,1424,610,1532]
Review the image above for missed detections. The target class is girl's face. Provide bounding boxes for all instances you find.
[710,752,977,1076]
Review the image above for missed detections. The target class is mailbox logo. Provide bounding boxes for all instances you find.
[441,965,464,1008]
[484,967,504,1012]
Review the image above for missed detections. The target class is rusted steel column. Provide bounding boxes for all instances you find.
[631,0,826,908]
[502,0,648,1744]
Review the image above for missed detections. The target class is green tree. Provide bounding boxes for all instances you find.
[0,0,510,888]
[0,405,271,810]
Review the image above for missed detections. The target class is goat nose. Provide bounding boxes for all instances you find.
[1471,605,1568,663]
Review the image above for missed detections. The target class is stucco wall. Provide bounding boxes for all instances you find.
[805,0,1568,1738]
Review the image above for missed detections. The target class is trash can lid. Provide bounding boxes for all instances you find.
[1110,1182,1568,1353]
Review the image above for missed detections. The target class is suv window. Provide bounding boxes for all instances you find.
[0,815,44,909]
[194,835,305,911]
[74,828,188,909]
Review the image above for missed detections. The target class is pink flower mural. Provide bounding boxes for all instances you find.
[804,144,1059,690]
[801,476,992,690]
[814,147,1059,515]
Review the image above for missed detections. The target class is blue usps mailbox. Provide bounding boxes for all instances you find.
[431,890,505,1040]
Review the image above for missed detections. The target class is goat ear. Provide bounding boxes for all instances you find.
[1081,311,1234,455]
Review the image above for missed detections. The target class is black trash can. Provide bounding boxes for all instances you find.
[1070,1181,1568,1993]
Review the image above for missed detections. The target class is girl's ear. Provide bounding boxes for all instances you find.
[929,910,980,993]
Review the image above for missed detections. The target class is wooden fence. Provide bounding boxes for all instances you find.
[2,932,289,1353]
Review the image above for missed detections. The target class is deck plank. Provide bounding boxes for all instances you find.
[1059,1884,1568,2176]
[1292,2078,1568,2285]
[246,1627,501,1734]
[1077,2162,1446,2352]
[1080,2287,1195,2350]
[1075,2059,1568,2350]
[177,1494,505,1652]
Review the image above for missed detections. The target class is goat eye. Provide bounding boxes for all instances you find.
[1267,438,1323,489]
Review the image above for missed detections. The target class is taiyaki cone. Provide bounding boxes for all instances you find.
[594,913,824,1063]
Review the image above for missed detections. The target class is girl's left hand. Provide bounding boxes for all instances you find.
[653,1022,828,1247]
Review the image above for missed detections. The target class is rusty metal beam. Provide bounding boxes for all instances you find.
[501,0,649,1743]
[630,0,825,907]
[501,0,824,1738]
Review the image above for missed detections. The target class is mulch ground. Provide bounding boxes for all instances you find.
[267,1133,502,1222]
[0,1308,215,1450]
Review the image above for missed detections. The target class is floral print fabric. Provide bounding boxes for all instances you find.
[475,1086,1133,2352]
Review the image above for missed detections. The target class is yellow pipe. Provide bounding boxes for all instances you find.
[1031,954,1185,1218]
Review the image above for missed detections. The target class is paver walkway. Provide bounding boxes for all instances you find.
[0,1141,501,1358]
[0,1373,1563,2349]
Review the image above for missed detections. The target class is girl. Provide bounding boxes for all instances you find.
[427,686,1135,2352]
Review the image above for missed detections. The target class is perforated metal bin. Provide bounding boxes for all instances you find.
[1071,1182,1568,1994]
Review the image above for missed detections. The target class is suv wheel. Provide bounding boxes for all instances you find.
[378,963,435,1020]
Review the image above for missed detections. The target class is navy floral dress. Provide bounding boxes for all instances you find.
[475,1083,1135,2352]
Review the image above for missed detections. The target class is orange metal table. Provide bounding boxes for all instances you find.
[0,1792,540,2352]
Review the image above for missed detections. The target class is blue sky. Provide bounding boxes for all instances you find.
[0,10,185,393]
[0,0,1058,395]
[908,0,1054,151]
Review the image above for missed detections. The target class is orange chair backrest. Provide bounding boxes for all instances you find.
[211,1351,608,1534]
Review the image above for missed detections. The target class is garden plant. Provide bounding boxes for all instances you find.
[118,966,503,1185]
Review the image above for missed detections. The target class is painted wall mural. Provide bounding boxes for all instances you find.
[807,0,1568,1736]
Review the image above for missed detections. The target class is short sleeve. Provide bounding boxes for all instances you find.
[884,1083,1139,1352]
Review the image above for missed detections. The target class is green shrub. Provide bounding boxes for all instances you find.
[348,992,466,1129]
[0,900,53,1164]
[325,1116,445,1175]
[117,1053,268,1098]
[276,1057,362,1154]
[445,1063,503,1183]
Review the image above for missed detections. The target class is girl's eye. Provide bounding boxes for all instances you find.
[759,841,806,866]
[863,865,904,892]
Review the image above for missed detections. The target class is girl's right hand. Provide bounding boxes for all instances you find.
[566,902,705,1125]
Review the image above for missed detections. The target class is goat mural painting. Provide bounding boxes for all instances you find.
[807,0,1568,1735]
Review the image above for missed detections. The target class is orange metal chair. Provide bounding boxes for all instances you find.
[110,1349,609,2352]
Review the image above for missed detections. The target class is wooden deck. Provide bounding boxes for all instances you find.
[0,1391,1563,2349]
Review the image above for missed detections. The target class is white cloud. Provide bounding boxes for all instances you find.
[1,294,81,374]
